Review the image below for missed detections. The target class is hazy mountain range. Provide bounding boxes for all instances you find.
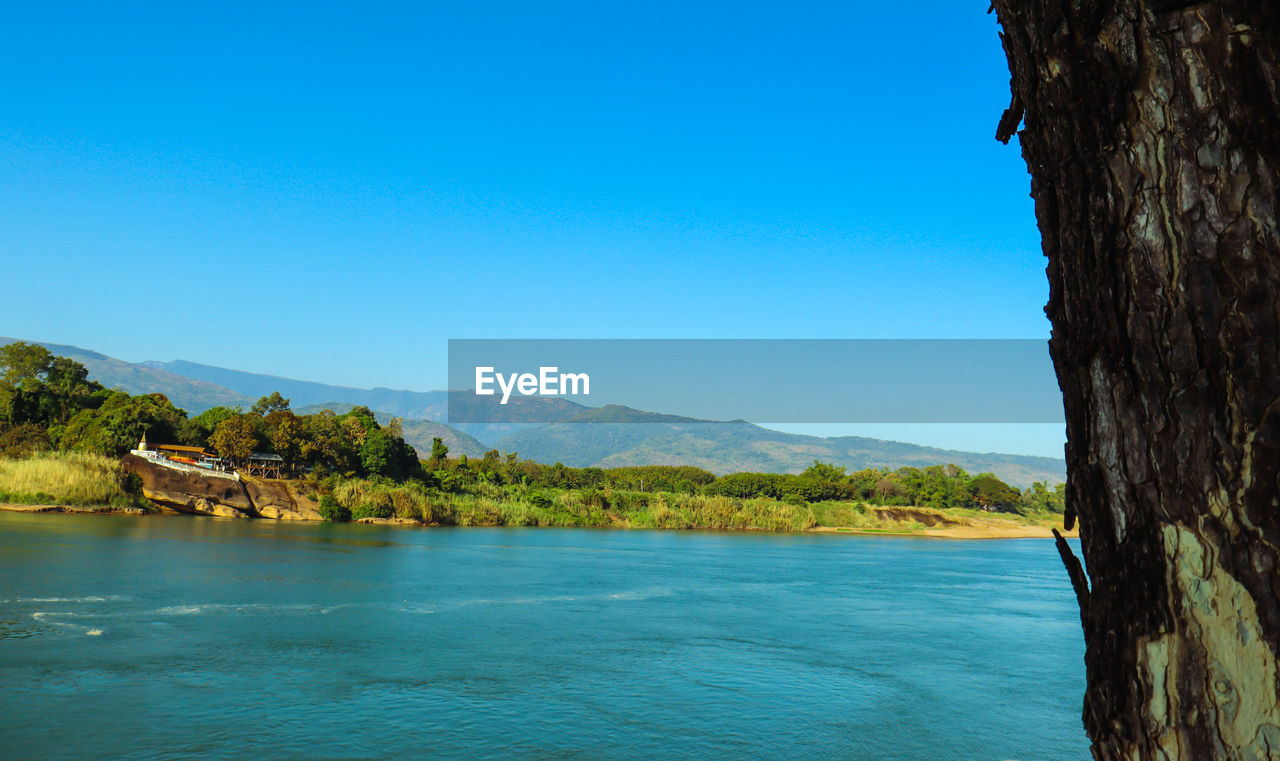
[2,337,1067,486]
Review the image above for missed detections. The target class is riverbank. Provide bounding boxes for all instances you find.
[0,452,1072,537]
[0,498,1073,538]
[0,502,149,516]
[809,505,1076,539]
[0,453,153,515]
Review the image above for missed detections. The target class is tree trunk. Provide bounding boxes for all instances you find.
[990,2,1280,759]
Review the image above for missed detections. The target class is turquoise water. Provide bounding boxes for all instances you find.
[0,514,1089,760]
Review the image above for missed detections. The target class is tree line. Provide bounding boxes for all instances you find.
[0,343,418,481]
[429,448,1064,515]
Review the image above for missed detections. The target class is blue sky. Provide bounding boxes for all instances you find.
[0,2,1061,455]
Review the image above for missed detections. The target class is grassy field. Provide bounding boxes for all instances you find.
[0,452,146,509]
[324,478,1066,536]
[327,479,819,531]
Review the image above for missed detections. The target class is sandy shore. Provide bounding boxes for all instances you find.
[811,524,1076,539]
[809,505,1077,540]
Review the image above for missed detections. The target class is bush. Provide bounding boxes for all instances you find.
[704,472,788,499]
[581,489,609,509]
[0,423,52,458]
[526,490,554,509]
[350,500,394,520]
[611,491,650,511]
[318,495,350,522]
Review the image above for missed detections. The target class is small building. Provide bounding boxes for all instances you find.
[244,452,285,479]
[152,444,213,465]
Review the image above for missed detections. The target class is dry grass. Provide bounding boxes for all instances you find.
[0,452,135,506]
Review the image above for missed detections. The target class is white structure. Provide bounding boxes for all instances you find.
[130,436,240,482]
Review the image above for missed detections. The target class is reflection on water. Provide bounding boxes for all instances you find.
[0,513,1089,760]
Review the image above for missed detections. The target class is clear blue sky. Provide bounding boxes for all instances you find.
[0,2,1061,455]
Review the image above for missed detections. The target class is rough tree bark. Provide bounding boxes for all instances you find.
[990,2,1280,759]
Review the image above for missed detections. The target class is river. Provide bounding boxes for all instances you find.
[0,513,1088,760]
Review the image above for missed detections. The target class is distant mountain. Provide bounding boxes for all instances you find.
[139,360,591,425]
[0,337,252,413]
[139,360,453,419]
[494,405,1066,487]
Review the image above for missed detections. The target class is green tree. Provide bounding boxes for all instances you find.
[208,415,257,461]
[264,410,304,465]
[428,437,449,466]
[801,460,846,482]
[358,429,420,481]
[61,392,186,456]
[42,356,101,424]
[967,474,1021,513]
[0,345,103,428]
[299,410,360,475]
[176,405,239,447]
[251,391,291,416]
[0,342,55,388]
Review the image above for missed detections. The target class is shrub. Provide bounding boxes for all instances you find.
[318,495,350,522]
[526,490,554,509]
[611,491,650,511]
[581,489,609,509]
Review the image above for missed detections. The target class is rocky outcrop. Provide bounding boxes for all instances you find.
[242,479,323,521]
[122,454,321,521]
[124,454,252,518]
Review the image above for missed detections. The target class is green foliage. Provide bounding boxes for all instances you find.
[0,342,58,388]
[349,501,392,520]
[1017,480,1066,514]
[429,437,449,464]
[600,465,716,492]
[802,460,846,481]
[695,462,1026,512]
[317,494,351,522]
[358,428,421,481]
[0,423,52,457]
[264,410,305,466]
[208,415,258,461]
[967,473,1022,513]
[702,471,848,502]
[251,391,291,416]
[0,342,106,431]
[526,490,554,509]
[180,406,239,447]
[61,391,187,456]
[704,471,789,499]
